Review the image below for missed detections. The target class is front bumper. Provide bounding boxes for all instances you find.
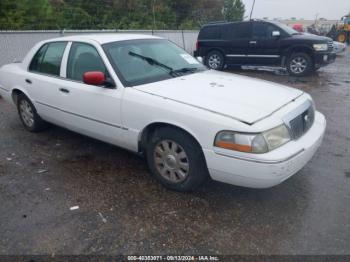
[314,52,336,67]
[203,112,326,188]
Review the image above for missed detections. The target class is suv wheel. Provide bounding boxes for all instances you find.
[146,127,209,192]
[287,53,313,76]
[17,94,47,132]
[205,51,225,70]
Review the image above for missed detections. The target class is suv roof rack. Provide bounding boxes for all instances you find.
[207,21,227,24]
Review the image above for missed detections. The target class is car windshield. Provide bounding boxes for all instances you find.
[272,21,300,35]
[103,39,206,87]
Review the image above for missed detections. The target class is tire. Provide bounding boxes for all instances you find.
[336,32,348,43]
[205,50,225,71]
[17,94,47,132]
[287,52,314,76]
[146,127,209,192]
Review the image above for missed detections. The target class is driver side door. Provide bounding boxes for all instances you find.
[58,41,126,147]
[246,22,282,66]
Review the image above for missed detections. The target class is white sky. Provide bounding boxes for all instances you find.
[241,0,350,20]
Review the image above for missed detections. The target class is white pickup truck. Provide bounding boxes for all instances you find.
[0,34,326,191]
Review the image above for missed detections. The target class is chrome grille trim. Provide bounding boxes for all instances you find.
[289,106,315,139]
[283,100,315,140]
[328,41,334,52]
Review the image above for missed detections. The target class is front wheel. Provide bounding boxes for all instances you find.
[205,51,225,70]
[287,53,314,76]
[146,127,209,192]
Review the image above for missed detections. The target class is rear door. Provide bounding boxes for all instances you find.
[26,41,68,125]
[246,22,282,65]
[222,22,252,65]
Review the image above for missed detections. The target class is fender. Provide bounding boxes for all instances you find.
[11,86,34,106]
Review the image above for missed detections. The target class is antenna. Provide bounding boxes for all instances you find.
[250,0,256,20]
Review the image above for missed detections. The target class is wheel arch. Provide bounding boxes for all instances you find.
[11,88,32,105]
[206,48,225,56]
[282,45,314,66]
[138,122,203,154]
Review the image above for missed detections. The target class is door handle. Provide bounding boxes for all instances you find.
[25,79,32,84]
[59,88,70,94]
[249,41,257,44]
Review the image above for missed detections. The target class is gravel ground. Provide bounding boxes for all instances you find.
[0,49,350,256]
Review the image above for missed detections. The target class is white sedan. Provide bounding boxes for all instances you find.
[0,34,326,191]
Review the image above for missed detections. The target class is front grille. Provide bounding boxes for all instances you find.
[289,105,315,140]
[328,41,334,52]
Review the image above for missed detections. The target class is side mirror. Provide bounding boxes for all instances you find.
[83,71,106,86]
[196,57,204,64]
[272,31,281,37]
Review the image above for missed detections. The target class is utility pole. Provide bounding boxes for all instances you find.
[152,0,156,31]
[250,0,256,20]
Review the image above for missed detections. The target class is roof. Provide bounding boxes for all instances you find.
[202,20,252,27]
[44,34,162,44]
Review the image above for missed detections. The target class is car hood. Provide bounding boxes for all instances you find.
[292,33,332,42]
[134,70,304,124]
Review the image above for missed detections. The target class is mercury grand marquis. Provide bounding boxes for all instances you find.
[0,34,326,191]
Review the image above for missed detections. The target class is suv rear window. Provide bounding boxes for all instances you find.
[199,26,222,40]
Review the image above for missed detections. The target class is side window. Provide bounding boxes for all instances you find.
[224,23,251,39]
[199,26,222,40]
[67,42,107,82]
[253,23,277,38]
[29,42,67,76]
[29,44,48,72]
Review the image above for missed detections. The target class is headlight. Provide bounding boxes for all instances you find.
[214,125,291,154]
[262,125,291,151]
[313,43,328,51]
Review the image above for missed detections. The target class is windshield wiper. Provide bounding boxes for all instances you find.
[129,51,174,73]
[171,67,199,75]
[129,52,201,77]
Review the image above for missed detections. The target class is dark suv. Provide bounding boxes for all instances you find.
[194,20,336,76]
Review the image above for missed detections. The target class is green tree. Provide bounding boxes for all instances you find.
[0,0,237,30]
[22,0,54,29]
[0,0,25,30]
[223,0,245,22]
[192,0,225,27]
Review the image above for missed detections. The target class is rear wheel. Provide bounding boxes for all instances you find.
[17,94,47,132]
[146,127,209,192]
[287,52,314,76]
[205,50,225,70]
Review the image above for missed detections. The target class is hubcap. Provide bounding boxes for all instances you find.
[153,140,189,183]
[19,100,34,127]
[208,54,221,69]
[290,57,308,74]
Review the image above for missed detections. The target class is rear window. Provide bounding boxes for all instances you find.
[29,42,67,76]
[199,26,222,40]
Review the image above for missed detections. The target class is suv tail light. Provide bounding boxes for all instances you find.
[196,41,200,50]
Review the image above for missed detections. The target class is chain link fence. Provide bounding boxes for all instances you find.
[0,30,199,67]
